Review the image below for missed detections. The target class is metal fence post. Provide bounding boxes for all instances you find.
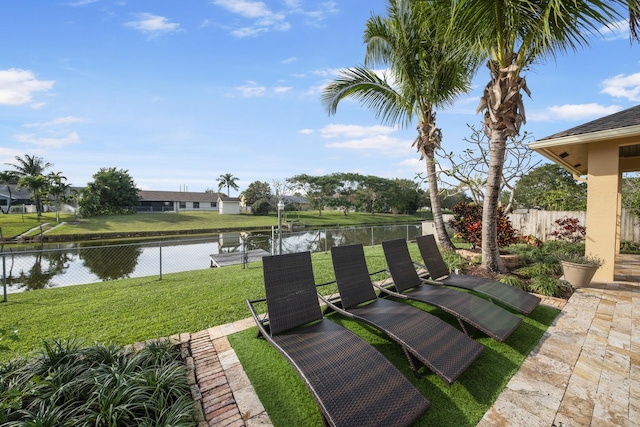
[371,226,374,246]
[2,253,6,303]
[159,242,163,280]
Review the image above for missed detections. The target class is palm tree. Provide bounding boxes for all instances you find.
[216,173,239,197]
[16,175,49,218]
[0,170,18,214]
[7,155,53,217]
[322,0,476,251]
[47,172,70,223]
[451,0,639,273]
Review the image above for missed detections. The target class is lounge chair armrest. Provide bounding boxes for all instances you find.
[246,298,270,339]
[372,281,409,300]
[316,293,355,318]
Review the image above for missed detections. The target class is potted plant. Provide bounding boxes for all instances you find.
[555,252,603,288]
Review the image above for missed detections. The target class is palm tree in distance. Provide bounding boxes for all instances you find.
[322,0,477,251]
[217,173,239,197]
[8,155,53,217]
[450,0,639,273]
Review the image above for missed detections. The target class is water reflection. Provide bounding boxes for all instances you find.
[80,245,142,281]
[0,225,420,293]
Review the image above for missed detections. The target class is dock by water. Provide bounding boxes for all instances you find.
[209,249,270,267]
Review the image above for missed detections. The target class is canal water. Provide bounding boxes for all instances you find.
[1,224,421,294]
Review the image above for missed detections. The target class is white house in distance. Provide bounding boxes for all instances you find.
[137,190,240,214]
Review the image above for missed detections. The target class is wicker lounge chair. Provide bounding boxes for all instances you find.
[416,234,540,315]
[380,239,522,342]
[247,251,430,427]
[321,244,484,385]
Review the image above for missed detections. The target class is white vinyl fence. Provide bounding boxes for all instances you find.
[437,209,640,242]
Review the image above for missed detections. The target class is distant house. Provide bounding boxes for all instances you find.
[0,184,34,212]
[137,190,235,213]
[218,196,240,215]
[239,194,310,213]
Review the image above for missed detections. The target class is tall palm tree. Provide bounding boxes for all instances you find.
[451,0,638,273]
[7,155,53,217]
[216,173,239,197]
[0,170,18,214]
[16,175,49,218]
[322,0,477,251]
[47,171,70,223]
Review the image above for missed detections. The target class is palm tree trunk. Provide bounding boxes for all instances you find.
[482,128,507,273]
[425,153,455,251]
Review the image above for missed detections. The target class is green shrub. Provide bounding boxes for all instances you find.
[441,251,469,272]
[252,199,271,216]
[515,262,562,278]
[498,275,527,290]
[0,338,195,425]
[620,240,640,254]
[529,275,569,298]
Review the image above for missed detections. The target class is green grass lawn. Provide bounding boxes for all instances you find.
[230,303,557,427]
[0,244,558,427]
[0,210,426,239]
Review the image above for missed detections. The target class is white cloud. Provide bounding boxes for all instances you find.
[212,0,338,37]
[125,13,182,38]
[529,103,622,121]
[0,69,54,106]
[24,116,88,128]
[15,132,80,148]
[598,19,629,41]
[601,72,640,101]
[298,128,314,135]
[274,86,292,94]
[67,0,98,6]
[319,124,410,157]
[235,81,266,97]
[282,56,297,64]
[213,0,288,37]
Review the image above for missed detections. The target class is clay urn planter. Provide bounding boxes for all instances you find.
[557,253,603,288]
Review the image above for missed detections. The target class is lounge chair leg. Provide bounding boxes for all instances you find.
[404,348,422,379]
[457,319,478,337]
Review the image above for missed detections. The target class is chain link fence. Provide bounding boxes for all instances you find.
[1,224,422,297]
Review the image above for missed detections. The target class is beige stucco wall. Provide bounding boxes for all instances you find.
[585,140,621,281]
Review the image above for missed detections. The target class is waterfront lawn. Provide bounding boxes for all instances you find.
[0,248,348,362]
[0,244,559,427]
[0,213,75,239]
[0,210,425,239]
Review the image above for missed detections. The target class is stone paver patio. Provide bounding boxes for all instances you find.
[182,254,640,426]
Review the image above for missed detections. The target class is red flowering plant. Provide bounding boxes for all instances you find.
[550,217,586,243]
[448,202,518,249]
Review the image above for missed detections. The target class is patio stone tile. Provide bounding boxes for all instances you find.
[602,347,631,377]
[218,348,240,371]
[481,397,549,427]
[554,391,595,427]
[213,336,232,353]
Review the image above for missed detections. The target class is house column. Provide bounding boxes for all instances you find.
[585,140,620,282]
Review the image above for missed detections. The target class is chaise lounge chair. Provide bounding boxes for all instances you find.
[415,234,540,315]
[247,251,430,427]
[380,238,522,342]
[320,244,484,385]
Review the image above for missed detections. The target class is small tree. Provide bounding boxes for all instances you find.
[251,199,271,216]
[242,181,272,206]
[80,167,140,217]
[436,123,539,212]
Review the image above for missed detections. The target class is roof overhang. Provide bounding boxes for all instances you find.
[530,124,640,176]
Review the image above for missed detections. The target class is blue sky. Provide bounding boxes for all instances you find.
[1,0,639,195]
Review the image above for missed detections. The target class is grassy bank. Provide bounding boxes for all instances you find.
[0,244,558,426]
[0,211,427,241]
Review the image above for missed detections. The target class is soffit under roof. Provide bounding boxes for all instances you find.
[530,105,640,176]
